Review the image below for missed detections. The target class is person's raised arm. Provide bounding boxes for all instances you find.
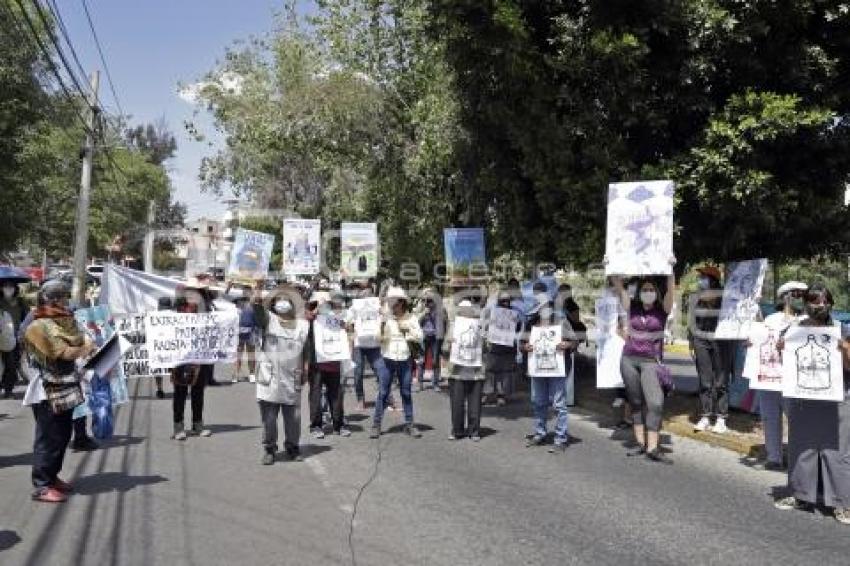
[663,257,677,314]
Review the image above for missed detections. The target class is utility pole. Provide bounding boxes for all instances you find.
[144,199,156,273]
[71,71,100,306]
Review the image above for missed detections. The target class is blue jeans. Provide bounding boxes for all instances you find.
[421,337,443,387]
[531,375,569,444]
[352,347,388,402]
[759,390,785,464]
[375,359,414,425]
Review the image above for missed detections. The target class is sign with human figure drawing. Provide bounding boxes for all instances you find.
[313,314,351,363]
[528,325,566,378]
[714,259,768,340]
[486,306,519,347]
[742,322,783,392]
[604,181,675,276]
[781,325,844,402]
[450,316,483,367]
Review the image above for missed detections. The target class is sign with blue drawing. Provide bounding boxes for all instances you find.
[228,228,275,281]
[283,218,321,275]
[605,181,675,276]
[444,228,486,284]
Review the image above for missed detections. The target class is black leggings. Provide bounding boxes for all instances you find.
[173,380,205,425]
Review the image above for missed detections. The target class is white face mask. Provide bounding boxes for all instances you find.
[273,300,292,315]
[697,277,711,291]
[2,286,14,299]
[640,291,657,306]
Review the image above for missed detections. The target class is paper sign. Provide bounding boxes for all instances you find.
[114,313,171,378]
[781,325,845,402]
[74,305,130,406]
[145,311,239,368]
[714,259,768,339]
[283,218,321,275]
[341,223,378,278]
[742,322,784,391]
[595,297,625,388]
[351,298,381,341]
[313,314,352,363]
[605,181,675,276]
[228,228,274,281]
[450,316,483,367]
[528,325,566,378]
[487,307,519,347]
[444,228,486,284]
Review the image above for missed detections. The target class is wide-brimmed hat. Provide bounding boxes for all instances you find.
[777,281,808,297]
[696,265,722,281]
[385,287,409,301]
[183,276,210,290]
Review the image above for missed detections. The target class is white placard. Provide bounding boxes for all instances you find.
[450,316,483,367]
[714,259,768,339]
[743,322,784,391]
[313,314,352,363]
[781,326,845,402]
[528,325,566,378]
[487,307,519,347]
[605,180,675,276]
[145,311,239,369]
[595,297,625,388]
[283,218,321,275]
[114,313,170,377]
[352,298,381,341]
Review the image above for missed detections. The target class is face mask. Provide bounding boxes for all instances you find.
[273,300,292,315]
[789,297,804,313]
[535,292,549,306]
[806,303,830,321]
[2,286,14,299]
[318,303,332,315]
[627,284,637,299]
[697,277,711,291]
[640,291,657,306]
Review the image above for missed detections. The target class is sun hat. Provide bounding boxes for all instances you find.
[777,281,808,297]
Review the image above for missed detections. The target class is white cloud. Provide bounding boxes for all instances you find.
[177,72,244,105]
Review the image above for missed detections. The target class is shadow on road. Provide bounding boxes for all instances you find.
[71,472,168,495]
[207,423,260,434]
[299,444,332,460]
[96,435,146,449]
[0,530,21,552]
[0,451,32,469]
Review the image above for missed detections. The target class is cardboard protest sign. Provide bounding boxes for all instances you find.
[595,297,625,389]
[605,181,675,276]
[742,322,783,392]
[450,316,483,367]
[228,228,274,281]
[145,311,239,369]
[444,228,486,284]
[781,325,845,402]
[486,306,519,347]
[714,259,768,340]
[283,219,321,275]
[313,314,352,363]
[528,325,566,378]
[340,223,378,278]
[114,313,170,378]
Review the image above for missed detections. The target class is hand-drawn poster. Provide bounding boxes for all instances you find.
[227,228,274,281]
[528,325,566,378]
[450,316,483,367]
[145,311,239,368]
[114,313,170,378]
[444,228,486,285]
[714,259,768,340]
[487,306,519,347]
[74,306,130,409]
[340,223,378,278]
[604,181,675,276]
[781,325,844,402]
[595,297,625,388]
[283,218,321,275]
[351,297,381,342]
[742,322,783,392]
[313,314,352,363]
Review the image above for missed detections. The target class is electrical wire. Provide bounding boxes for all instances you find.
[78,0,125,118]
[44,0,88,89]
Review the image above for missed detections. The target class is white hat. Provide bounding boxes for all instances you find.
[309,291,332,304]
[458,299,473,308]
[386,287,409,301]
[777,281,808,297]
[183,276,210,290]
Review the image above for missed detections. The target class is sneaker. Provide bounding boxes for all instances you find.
[248,374,256,383]
[337,427,352,437]
[470,435,481,442]
[835,508,850,525]
[155,389,165,399]
[369,425,381,439]
[262,452,275,465]
[548,442,567,454]
[72,436,99,451]
[711,417,728,435]
[311,427,326,439]
[32,486,67,503]
[764,461,785,472]
[286,449,303,462]
[173,430,187,441]
[231,377,239,384]
[404,424,422,438]
[646,448,673,464]
[774,496,808,511]
[526,434,546,447]
[496,397,507,407]
[612,397,624,408]
[52,478,74,493]
[627,445,647,457]
[190,423,212,437]
[448,433,459,441]
[694,416,711,432]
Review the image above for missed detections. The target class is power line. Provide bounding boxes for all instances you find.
[79,0,125,119]
[44,0,88,87]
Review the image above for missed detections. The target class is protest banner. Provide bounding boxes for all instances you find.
[604,181,675,276]
[351,297,381,341]
[74,305,130,406]
[595,297,625,388]
[742,322,784,392]
[145,311,239,369]
[450,316,483,367]
[486,306,519,347]
[528,325,566,378]
[781,325,845,402]
[340,222,378,278]
[313,314,352,363]
[444,228,486,285]
[714,259,768,339]
[227,228,275,281]
[283,218,321,275]
[114,313,170,378]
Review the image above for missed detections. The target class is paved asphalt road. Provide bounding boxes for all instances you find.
[2,367,850,566]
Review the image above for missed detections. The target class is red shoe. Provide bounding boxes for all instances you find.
[32,486,68,503]
[53,478,74,493]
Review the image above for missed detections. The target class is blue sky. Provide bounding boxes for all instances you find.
[56,1,313,221]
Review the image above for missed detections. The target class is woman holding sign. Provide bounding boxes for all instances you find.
[774,285,850,525]
[448,299,485,441]
[613,266,676,464]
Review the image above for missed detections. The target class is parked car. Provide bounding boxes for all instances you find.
[86,264,105,282]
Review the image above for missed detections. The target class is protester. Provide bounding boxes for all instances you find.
[347,279,390,411]
[613,264,676,464]
[0,278,28,398]
[482,290,520,406]
[234,287,258,384]
[154,297,172,399]
[448,299,485,441]
[307,291,351,438]
[774,284,850,524]
[750,281,807,470]
[253,285,309,464]
[416,287,448,391]
[689,265,735,434]
[21,279,95,503]
[370,287,423,438]
[562,298,587,407]
[521,296,577,453]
